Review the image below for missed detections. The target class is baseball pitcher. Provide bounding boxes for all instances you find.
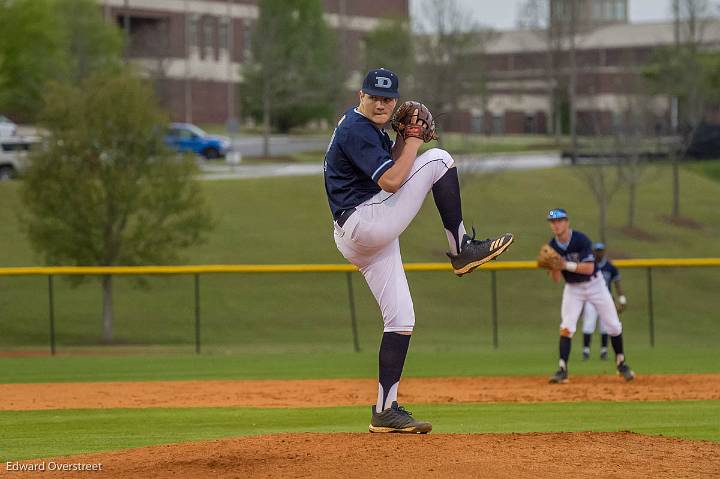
[324,68,514,433]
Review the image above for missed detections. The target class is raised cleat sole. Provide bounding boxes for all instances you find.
[454,235,514,277]
[369,424,432,434]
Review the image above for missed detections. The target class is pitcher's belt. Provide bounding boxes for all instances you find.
[335,207,356,228]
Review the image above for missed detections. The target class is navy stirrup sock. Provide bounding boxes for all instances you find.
[432,168,464,253]
[559,336,571,368]
[377,332,411,412]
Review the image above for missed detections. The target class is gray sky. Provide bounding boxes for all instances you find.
[410,0,675,30]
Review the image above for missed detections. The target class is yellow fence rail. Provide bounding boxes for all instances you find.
[2,258,718,355]
[0,258,719,276]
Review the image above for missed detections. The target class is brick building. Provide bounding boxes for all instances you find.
[463,16,720,135]
[101,0,408,124]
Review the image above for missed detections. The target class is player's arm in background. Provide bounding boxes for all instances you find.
[378,134,422,193]
[611,264,627,312]
[549,269,563,283]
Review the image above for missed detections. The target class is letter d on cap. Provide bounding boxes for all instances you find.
[375,76,392,88]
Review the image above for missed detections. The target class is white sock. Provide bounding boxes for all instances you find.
[375,382,399,413]
[559,359,567,370]
[616,353,625,366]
[446,222,467,255]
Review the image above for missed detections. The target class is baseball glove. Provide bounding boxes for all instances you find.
[391,101,438,143]
[537,244,564,270]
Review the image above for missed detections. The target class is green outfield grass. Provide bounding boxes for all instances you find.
[1,400,718,461]
[421,134,565,155]
[0,164,718,351]
[1,346,718,384]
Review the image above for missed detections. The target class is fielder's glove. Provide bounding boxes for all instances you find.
[537,244,564,270]
[391,100,438,143]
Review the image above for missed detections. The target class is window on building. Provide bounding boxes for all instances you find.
[493,113,504,135]
[471,112,483,134]
[612,111,623,133]
[117,15,169,57]
[603,0,612,20]
[189,15,199,48]
[243,19,252,58]
[202,17,215,59]
[524,114,536,134]
[219,18,229,51]
[614,0,626,20]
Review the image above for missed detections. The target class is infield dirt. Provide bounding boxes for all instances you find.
[4,374,720,478]
[2,373,719,410]
[3,432,720,478]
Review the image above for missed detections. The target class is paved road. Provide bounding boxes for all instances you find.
[231,135,328,156]
[198,152,563,180]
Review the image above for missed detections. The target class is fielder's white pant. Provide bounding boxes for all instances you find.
[560,273,622,338]
[582,302,608,335]
[333,148,455,333]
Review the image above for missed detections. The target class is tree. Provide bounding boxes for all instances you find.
[241,0,339,154]
[0,0,66,121]
[644,0,715,219]
[0,0,123,121]
[412,0,496,134]
[588,49,664,233]
[363,17,415,90]
[56,0,124,84]
[574,163,624,244]
[20,70,213,343]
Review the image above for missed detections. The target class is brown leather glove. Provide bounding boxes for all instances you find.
[391,101,438,143]
[537,244,564,270]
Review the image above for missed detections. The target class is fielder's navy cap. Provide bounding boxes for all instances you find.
[547,208,569,220]
[593,242,606,251]
[361,68,399,98]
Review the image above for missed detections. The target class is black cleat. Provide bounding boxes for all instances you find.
[447,228,514,276]
[617,363,636,381]
[582,350,590,361]
[600,348,608,361]
[549,367,569,384]
[369,402,432,434]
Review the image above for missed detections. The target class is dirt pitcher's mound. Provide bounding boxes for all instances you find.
[2,374,719,410]
[4,432,720,478]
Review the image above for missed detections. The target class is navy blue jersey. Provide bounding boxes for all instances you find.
[548,230,596,283]
[324,108,394,218]
[597,257,620,291]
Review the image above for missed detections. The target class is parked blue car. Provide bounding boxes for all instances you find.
[164,123,232,159]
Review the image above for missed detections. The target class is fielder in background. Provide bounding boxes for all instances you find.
[581,242,627,361]
[324,68,514,433]
[537,208,635,384]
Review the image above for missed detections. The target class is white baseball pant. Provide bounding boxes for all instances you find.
[560,273,622,338]
[582,301,608,335]
[333,148,455,333]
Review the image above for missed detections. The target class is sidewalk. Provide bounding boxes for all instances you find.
[197,152,563,180]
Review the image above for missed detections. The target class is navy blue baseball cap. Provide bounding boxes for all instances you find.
[361,68,399,98]
[547,208,569,220]
[593,242,606,251]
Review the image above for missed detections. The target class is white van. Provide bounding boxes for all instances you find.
[0,138,36,180]
[0,115,17,138]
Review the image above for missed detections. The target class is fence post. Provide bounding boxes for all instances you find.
[346,272,360,352]
[48,275,56,356]
[647,267,655,347]
[491,270,499,349]
[194,273,201,354]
